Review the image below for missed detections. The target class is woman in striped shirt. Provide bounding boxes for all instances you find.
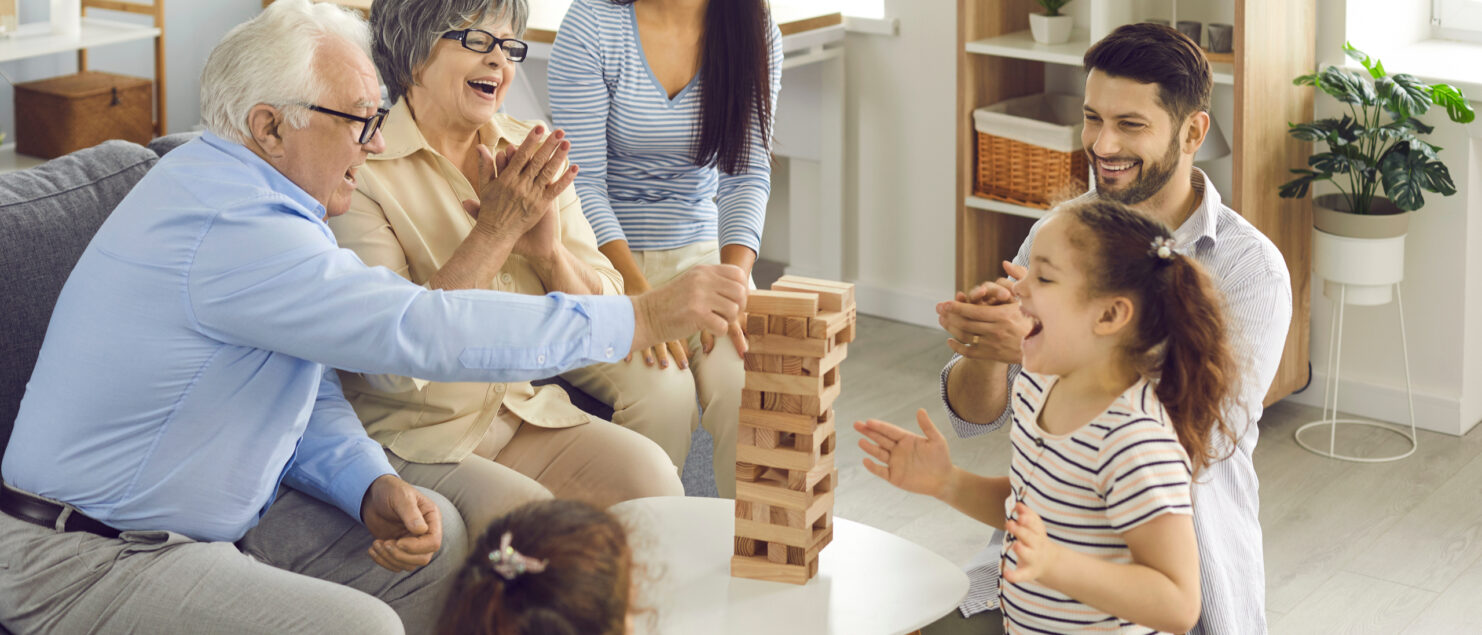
[857,199,1239,634]
[549,0,783,496]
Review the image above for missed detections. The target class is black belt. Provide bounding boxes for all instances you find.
[0,485,120,539]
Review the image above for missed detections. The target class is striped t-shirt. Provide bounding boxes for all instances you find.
[1000,370,1193,635]
[547,0,783,253]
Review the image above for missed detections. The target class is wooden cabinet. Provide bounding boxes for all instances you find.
[955,0,1315,405]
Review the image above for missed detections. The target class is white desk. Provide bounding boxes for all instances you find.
[610,496,969,635]
[505,2,848,282]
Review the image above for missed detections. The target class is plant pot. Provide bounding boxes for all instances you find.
[1311,194,1409,306]
[1029,13,1073,45]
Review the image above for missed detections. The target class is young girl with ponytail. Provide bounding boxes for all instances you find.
[856,199,1239,634]
[439,499,636,635]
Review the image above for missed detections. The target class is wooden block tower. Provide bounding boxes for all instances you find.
[731,275,857,585]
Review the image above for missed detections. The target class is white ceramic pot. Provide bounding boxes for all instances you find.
[1311,194,1409,306]
[49,0,80,39]
[1029,13,1073,45]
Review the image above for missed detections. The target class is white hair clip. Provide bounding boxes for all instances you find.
[1149,236,1176,261]
[487,531,548,581]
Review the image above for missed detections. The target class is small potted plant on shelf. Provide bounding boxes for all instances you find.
[1279,42,1475,305]
[1029,0,1073,45]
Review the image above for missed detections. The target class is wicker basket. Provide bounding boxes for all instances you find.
[15,71,153,160]
[973,93,1089,209]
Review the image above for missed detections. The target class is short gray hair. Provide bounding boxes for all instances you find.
[200,0,372,143]
[370,0,529,105]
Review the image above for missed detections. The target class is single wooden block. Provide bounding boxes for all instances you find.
[838,316,857,344]
[784,316,809,339]
[743,352,766,372]
[749,333,830,358]
[770,505,804,529]
[768,540,789,564]
[737,444,817,472]
[781,355,805,376]
[735,535,757,557]
[747,290,818,318]
[775,381,840,416]
[736,461,764,481]
[737,424,756,447]
[762,391,783,411]
[745,313,768,335]
[806,308,854,340]
[786,467,807,491]
[741,389,763,410]
[802,342,848,377]
[735,500,752,519]
[787,545,807,566]
[739,407,818,434]
[731,555,812,585]
[754,427,779,449]
[744,370,827,396]
[794,414,836,453]
[735,517,813,547]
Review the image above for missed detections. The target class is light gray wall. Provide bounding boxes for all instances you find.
[0,0,263,139]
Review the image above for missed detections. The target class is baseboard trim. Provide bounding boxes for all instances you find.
[849,279,943,329]
[1283,372,1473,436]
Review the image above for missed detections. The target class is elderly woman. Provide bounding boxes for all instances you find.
[327,0,684,539]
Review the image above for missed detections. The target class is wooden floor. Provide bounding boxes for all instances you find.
[832,314,1482,634]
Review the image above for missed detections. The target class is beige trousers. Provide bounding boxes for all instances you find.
[561,241,746,498]
[389,407,682,548]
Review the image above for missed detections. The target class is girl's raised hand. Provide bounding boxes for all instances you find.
[854,409,954,498]
[1002,502,1063,586]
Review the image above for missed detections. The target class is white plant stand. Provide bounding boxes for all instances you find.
[1296,231,1418,462]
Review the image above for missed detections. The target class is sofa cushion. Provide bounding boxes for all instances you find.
[0,140,157,455]
[147,131,201,157]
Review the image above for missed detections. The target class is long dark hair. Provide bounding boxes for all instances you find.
[615,0,774,174]
[439,500,632,635]
[1064,200,1239,475]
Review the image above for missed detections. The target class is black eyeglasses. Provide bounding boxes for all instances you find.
[302,104,389,144]
[442,29,528,62]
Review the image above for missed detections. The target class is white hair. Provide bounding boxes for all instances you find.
[200,0,372,143]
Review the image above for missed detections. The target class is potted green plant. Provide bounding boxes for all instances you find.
[1029,0,1073,45]
[1279,42,1474,305]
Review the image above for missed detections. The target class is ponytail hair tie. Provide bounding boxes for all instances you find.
[1149,236,1176,261]
[487,531,548,581]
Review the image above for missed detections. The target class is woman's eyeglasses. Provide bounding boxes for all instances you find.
[442,29,528,62]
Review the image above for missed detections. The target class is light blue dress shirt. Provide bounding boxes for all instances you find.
[1,132,636,543]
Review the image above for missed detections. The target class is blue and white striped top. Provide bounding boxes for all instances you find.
[547,0,783,253]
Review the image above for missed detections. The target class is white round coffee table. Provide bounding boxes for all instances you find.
[610,496,969,635]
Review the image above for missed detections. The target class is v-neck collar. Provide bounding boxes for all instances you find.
[629,3,699,107]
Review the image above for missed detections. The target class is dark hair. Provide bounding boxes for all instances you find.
[439,500,632,635]
[1083,23,1212,123]
[613,0,774,174]
[1063,200,1238,475]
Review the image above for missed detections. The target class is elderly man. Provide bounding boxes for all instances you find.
[0,1,744,634]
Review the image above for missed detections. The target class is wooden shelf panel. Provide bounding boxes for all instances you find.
[964,196,1050,221]
[964,29,1234,85]
[0,18,160,63]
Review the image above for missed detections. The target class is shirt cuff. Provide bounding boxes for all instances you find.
[940,354,1017,439]
[326,449,397,524]
[580,294,635,364]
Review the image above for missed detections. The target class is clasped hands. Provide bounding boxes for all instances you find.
[459,125,572,262]
[937,260,1034,365]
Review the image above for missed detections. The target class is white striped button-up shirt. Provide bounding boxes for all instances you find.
[941,169,1292,635]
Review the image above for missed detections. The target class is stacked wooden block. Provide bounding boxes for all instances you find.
[731,275,857,585]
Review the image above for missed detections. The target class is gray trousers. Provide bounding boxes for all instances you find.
[0,486,467,635]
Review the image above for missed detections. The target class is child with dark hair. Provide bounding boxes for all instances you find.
[440,499,634,635]
[858,199,1239,634]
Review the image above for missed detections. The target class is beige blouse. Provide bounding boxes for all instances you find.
[328,101,624,464]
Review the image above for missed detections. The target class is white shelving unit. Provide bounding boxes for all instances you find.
[0,144,46,172]
[964,29,1234,85]
[0,18,160,64]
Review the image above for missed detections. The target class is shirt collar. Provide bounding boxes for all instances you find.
[1172,167,1222,251]
[373,99,518,162]
[199,130,328,223]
